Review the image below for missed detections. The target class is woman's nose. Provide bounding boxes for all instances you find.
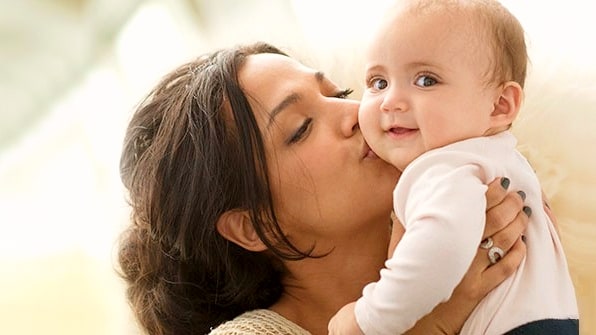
[340,99,360,137]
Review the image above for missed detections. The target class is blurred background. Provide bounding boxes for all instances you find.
[0,1,594,334]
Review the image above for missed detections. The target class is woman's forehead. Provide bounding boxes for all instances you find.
[240,54,316,93]
[238,53,319,118]
[241,52,308,77]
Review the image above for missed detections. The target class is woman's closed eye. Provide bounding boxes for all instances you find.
[288,118,313,144]
[286,88,352,144]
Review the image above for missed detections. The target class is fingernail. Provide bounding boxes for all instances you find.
[521,235,526,243]
[517,190,526,201]
[523,206,532,217]
[544,201,551,209]
[501,177,510,189]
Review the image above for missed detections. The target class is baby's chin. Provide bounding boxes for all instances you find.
[382,151,418,173]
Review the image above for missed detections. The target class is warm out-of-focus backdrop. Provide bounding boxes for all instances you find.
[0,1,594,334]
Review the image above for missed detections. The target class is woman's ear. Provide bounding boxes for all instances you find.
[216,209,267,252]
[490,81,523,128]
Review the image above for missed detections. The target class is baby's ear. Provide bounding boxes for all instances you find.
[216,209,267,252]
[490,81,523,128]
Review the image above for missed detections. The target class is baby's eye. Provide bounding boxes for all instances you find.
[414,75,437,87]
[371,78,388,90]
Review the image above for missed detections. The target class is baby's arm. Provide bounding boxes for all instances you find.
[405,178,529,334]
[329,178,527,335]
[355,160,489,334]
[328,216,404,335]
[328,302,363,335]
[388,212,404,258]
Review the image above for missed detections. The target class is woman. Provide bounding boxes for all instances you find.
[118,42,530,335]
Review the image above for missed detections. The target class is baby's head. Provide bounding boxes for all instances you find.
[359,0,528,170]
[398,0,528,87]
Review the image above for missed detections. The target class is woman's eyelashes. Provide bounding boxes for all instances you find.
[335,88,354,99]
[288,118,313,144]
[286,88,351,144]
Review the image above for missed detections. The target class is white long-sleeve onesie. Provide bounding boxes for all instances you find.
[354,131,578,335]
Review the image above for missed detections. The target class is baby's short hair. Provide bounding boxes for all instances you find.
[406,0,528,87]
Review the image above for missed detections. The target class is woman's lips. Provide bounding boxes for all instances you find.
[361,142,379,159]
[365,148,379,159]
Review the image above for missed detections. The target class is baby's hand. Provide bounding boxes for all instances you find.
[328,302,364,335]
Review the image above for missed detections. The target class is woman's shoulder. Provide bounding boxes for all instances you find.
[209,309,311,335]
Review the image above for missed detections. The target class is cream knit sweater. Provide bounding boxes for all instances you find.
[209,309,311,335]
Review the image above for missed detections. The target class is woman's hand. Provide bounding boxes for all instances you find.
[405,178,529,335]
[542,189,560,236]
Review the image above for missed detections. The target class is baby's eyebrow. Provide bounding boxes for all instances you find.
[406,61,443,72]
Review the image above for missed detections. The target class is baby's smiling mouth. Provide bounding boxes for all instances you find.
[389,127,417,136]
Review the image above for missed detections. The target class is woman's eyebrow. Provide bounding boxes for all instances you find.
[267,92,301,129]
[314,71,325,82]
[267,71,325,128]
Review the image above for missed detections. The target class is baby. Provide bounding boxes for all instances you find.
[329,1,579,334]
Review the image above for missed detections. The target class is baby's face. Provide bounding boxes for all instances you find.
[358,5,501,170]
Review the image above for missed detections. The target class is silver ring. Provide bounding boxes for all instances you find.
[488,246,505,264]
[479,237,493,249]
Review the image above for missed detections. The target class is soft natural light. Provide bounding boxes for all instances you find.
[1,1,594,334]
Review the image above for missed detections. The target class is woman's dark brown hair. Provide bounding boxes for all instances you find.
[118,42,311,335]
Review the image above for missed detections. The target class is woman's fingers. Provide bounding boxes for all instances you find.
[456,177,530,302]
[484,209,529,251]
[467,206,526,274]
[484,190,525,238]
[541,189,561,236]
[464,237,527,301]
[479,238,526,292]
[485,177,510,210]
[464,176,531,300]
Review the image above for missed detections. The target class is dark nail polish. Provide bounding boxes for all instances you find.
[517,190,526,201]
[523,206,532,217]
[521,235,526,243]
[501,177,510,189]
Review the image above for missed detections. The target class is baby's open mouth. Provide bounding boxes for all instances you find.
[389,127,416,135]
